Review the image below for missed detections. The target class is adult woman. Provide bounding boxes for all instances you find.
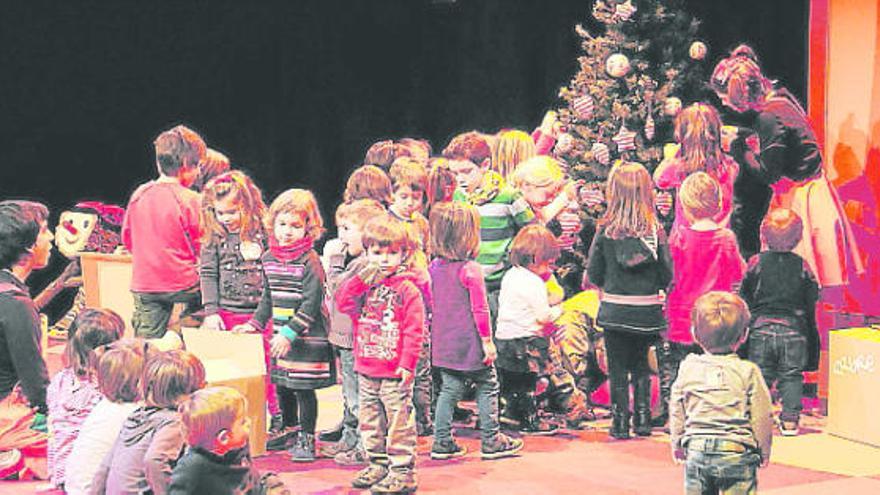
[710,45,862,288]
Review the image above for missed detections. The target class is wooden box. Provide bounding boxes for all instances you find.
[79,252,134,337]
[827,327,880,447]
[182,328,268,457]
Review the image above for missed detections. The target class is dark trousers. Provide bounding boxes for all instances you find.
[131,285,201,338]
[658,340,703,414]
[604,328,656,413]
[748,324,807,421]
[278,387,318,434]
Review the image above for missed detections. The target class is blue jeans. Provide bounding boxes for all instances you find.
[338,348,360,449]
[748,324,806,421]
[434,366,501,445]
[685,448,760,494]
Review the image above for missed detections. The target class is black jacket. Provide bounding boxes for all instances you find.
[0,269,48,412]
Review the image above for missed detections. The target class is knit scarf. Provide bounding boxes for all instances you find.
[465,171,505,206]
[269,236,314,262]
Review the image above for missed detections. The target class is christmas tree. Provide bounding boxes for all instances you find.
[554,0,711,189]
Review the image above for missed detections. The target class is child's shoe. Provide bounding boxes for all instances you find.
[519,416,559,436]
[319,439,354,458]
[335,446,368,466]
[351,463,389,489]
[0,449,23,480]
[289,432,316,462]
[371,469,417,495]
[609,405,631,440]
[266,425,297,451]
[430,439,468,460]
[318,421,344,443]
[480,434,524,460]
[779,417,800,437]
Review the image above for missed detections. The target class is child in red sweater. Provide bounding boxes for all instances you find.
[336,214,426,495]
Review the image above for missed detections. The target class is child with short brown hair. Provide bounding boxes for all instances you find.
[65,339,156,495]
[336,214,426,494]
[741,208,819,435]
[670,291,772,494]
[170,386,289,495]
[343,165,393,206]
[93,350,206,495]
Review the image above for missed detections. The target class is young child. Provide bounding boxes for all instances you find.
[336,214,426,494]
[343,165,393,206]
[586,162,672,439]
[170,386,289,495]
[122,125,206,338]
[47,308,124,488]
[658,172,746,428]
[235,189,335,462]
[670,291,772,494]
[93,350,206,495]
[388,157,433,436]
[426,158,456,216]
[65,339,155,495]
[490,129,536,182]
[197,171,282,444]
[445,131,535,312]
[429,202,523,460]
[513,155,592,298]
[653,103,739,236]
[741,208,819,436]
[320,199,386,466]
[494,225,564,435]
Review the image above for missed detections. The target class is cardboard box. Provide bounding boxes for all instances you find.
[182,328,268,457]
[827,327,880,447]
[80,252,135,338]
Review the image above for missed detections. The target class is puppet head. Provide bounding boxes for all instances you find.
[55,201,125,259]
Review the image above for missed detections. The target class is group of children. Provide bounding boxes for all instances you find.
[0,90,824,493]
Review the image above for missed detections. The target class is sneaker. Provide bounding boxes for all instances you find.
[370,470,417,495]
[266,426,297,451]
[334,446,368,466]
[0,449,23,480]
[430,439,468,460]
[481,434,524,460]
[318,421,344,443]
[779,418,800,437]
[289,432,316,462]
[351,463,389,489]
[520,417,559,436]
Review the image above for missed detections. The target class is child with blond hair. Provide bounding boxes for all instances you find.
[65,339,156,495]
[47,308,124,488]
[122,125,206,338]
[235,189,335,462]
[93,350,206,495]
[429,202,523,460]
[586,162,673,439]
[491,129,536,182]
[170,386,289,495]
[670,291,772,494]
[658,172,746,429]
[336,215,426,494]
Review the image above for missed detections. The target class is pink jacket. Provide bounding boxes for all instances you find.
[666,227,745,343]
[335,271,426,378]
[122,180,201,292]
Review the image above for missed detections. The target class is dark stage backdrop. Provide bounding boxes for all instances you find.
[0,0,808,302]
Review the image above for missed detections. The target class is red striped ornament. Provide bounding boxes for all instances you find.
[612,125,636,152]
[572,95,594,120]
[555,132,575,155]
[591,142,610,165]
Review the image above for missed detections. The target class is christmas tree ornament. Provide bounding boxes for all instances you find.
[591,142,610,165]
[555,133,575,155]
[644,115,655,140]
[689,41,707,60]
[605,53,631,78]
[612,125,637,152]
[612,0,637,22]
[572,94,594,120]
[663,96,682,116]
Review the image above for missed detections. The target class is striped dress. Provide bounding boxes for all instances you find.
[252,249,336,390]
